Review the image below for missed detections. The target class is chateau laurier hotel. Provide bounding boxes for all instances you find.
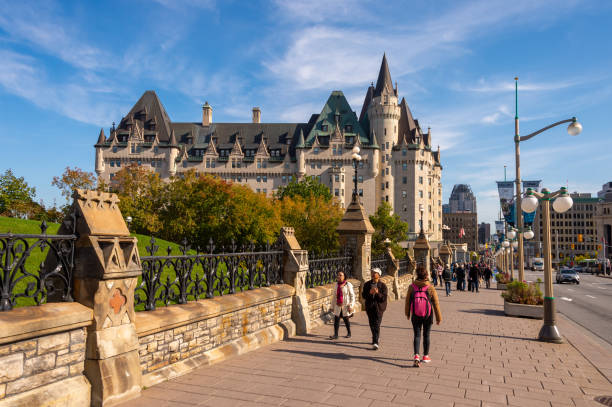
[95,55,444,243]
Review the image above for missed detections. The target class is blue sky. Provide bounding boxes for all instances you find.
[0,0,611,226]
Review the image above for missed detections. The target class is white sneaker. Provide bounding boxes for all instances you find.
[373,343,379,350]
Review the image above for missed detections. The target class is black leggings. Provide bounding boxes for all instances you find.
[412,315,433,355]
[333,311,351,336]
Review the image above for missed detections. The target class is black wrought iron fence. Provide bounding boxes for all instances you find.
[0,218,77,311]
[398,258,412,277]
[135,237,284,311]
[370,254,389,274]
[306,249,352,288]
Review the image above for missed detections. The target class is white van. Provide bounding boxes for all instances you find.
[532,258,544,271]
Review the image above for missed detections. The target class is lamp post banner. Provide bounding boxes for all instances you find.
[497,181,515,226]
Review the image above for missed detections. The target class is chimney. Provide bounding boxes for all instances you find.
[252,107,261,124]
[202,102,212,126]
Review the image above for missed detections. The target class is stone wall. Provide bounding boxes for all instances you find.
[305,279,362,328]
[134,285,296,387]
[396,274,414,299]
[0,303,93,407]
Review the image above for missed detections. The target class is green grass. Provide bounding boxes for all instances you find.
[0,216,185,309]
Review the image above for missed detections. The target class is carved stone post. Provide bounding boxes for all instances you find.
[413,230,431,279]
[440,242,452,269]
[65,190,143,406]
[280,227,310,335]
[384,247,400,300]
[336,199,374,305]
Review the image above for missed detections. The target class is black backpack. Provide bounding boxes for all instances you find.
[442,268,452,280]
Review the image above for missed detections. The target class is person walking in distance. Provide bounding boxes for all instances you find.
[455,263,464,291]
[437,264,444,287]
[469,263,480,293]
[484,265,493,289]
[362,268,388,350]
[406,265,442,367]
[442,265,453,296]
[329,271,355,339]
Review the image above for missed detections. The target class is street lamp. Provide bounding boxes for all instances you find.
[351,145,362,202]
[126,216,133,231]
[522,187,573,343]
[523,227,535,240]
[502,240,510,248]
[507,228,516,240]
[513,77,582,284]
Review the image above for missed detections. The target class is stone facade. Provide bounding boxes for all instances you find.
[305,280,362,329]
[94,55,443,243]
[395,274,414,299]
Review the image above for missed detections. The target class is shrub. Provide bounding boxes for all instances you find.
[495,272,511,284]
[501,280,543,305]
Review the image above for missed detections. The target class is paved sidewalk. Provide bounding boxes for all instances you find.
[123,284,612,407]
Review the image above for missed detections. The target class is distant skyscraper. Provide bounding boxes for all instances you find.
[448,184,477,213]
[598,181,612,202]
[478,222,491,245]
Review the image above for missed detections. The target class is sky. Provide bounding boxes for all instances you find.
[0,0,611,226]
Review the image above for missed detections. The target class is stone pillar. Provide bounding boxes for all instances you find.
[65,190,143,406]
[413,229,431,278]
[336,199,374,305]
[440,242,452,268]
[384,247,401,300]
[280,227,310,335]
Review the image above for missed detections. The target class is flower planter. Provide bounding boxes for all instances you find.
[503,300,543,319]
[496,283,508,290]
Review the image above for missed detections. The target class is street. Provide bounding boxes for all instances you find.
[525,270,612,346]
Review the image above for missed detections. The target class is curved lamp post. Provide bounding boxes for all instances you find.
[513,77,582,284]
[351,146,362,202]
[522,187,573,343]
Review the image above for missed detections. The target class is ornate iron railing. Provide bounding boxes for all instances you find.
[306,249,352,288]
[370,254,389,275]
[135,237,284,311]
[0,217,77,311]
[398,258,412,277]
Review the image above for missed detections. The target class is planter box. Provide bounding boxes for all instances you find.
[504,300,543,319]
[496,283,508,290]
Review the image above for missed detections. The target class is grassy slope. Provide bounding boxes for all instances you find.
[0,216,184,308]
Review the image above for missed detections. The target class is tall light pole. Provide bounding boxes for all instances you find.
[522,187,573,343]
[513,77,582,283]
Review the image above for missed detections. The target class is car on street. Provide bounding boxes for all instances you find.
[556,268,580,284]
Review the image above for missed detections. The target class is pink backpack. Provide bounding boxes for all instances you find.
[410,283,432,318]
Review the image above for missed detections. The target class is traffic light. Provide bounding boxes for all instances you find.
[578,234,583,242]
[571,244,575,249]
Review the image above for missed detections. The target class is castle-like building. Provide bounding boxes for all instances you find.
[95,55,443,242]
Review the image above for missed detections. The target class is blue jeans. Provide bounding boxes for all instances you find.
[445,281,451,296]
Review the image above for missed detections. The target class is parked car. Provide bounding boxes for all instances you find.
[556,268,580,284]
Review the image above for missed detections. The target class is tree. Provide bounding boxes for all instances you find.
[369,202,409,258]
[279,194,343,253]
[52,166,96,204]
[113,164,165,235]
[276,176,332,202]
[0,169,37,217]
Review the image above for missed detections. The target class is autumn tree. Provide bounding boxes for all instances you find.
[275,175,332,202]
[369,202,409,258]
[52,166,97,204]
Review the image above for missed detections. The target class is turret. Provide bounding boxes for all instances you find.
[202,102,212,126]
[95,128,106,177]
[296,129,306,177]
[167,130,179,176]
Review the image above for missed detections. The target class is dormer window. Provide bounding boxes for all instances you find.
[186,137,193,144]
[344,125,352,132]
[321,125,328,132]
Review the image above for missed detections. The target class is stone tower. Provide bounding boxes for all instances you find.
[367,54,401,210]
[167,130,179,176]
[95,128,106,177]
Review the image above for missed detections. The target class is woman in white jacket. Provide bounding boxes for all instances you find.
[329,271,355,339]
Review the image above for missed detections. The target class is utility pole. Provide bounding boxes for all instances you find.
[555,231,559,271]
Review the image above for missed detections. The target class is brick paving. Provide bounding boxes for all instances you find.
[123,284,612,406]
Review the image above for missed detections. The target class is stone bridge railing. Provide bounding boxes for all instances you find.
[0,191,423,407]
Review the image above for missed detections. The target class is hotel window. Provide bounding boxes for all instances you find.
[263,176,267,182]
[384,128,387,136]
[381,183,385,191]
[335,174,340,182]
[263,189,267,194]
[332,146,337,155]
[316,175,321,182]
[419,190,423,198]
[402,149,407,156]
[110,174,115,180]
[403,206,407,212]
[358,176,363,183]
[321,125,328,132]
[419,176,423,184]
[402,191,407,198]
[419,163,423,170]
[386,142,389,149]
[183,161,187,168]
[386,168,389,175]
[317,163,322,169]
[314,147,320,154]
[385,195,388,202]
[428,178,431,185]
[257,176,261,182]
[110,161,115,167]
[385,181,389,188]
[402,177,407,184]
[310,163,315,169]
[402,163,407,170]
[154,146,159,153]
[131,144,136,153]
[112,147,118,153]
[428,192,431,199]
[358,161,364,169]
[282,175,287,183]
[335,189,339,197]
[256,188,261,193]
[345,125,352,132]
[359,189,363,196]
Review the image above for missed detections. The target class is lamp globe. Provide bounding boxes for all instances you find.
[523,229,535,240]
[567,119,582,136]
[522,195,539,213]
[553,188,573,213]
[507,229,516,239]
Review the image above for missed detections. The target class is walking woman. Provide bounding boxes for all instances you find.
[329,271,355,339]
[405,265,442,367]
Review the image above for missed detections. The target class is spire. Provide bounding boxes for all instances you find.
[169,129,178,147]
[97,128,106,144]
[370,130,380,149]
[296,129,305,148]
[373,53,394,98]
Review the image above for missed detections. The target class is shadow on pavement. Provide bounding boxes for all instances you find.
[431,328,537,341]
[458,308,505,316]
[272,348,410,368]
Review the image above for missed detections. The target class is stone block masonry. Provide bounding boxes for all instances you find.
[134,285,295,387]
[305,279,362,329]
[0,302,93,407]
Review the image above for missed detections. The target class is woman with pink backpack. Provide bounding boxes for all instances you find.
[405,265,442,367]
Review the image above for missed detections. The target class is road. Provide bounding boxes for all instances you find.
[524,269,612,345]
